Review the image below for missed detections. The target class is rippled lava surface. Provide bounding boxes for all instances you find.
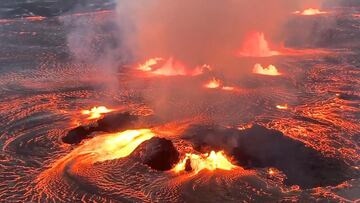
[0,9,359,203]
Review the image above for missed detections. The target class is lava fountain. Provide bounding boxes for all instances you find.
[204,78,222,89]
[253,64,281,76]
[138,57,164,72]
[137,57,202,76]
[81,106,114,120]
[204,78,236,91]
[237,32,280,57]
[174,151,236,174]
[293,8,328,16]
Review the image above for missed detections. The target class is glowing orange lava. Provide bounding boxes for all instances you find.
[204,78,222,89]
[81,106,113,120]
[294,8,328,16]
[222,86,235,91]
[25,16,46,21]
[276,104,289,110]
[253,64,281,76]
[204,78,236,91]
[84,129,155,162]
[268,168,276,175]
[137,57,203,76]
[137,57,163,71]
[174,151,235,174]
[237,32,280,57]
[152,57,188,76]
[59,129,155,164]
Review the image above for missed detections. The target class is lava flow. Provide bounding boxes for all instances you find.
[174,151,236,174]
[61,129,155,163]
[81,106,114,120]
[253,64,281,76]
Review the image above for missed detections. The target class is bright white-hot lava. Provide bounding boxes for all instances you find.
[204,78,236,91]
[64,129,155,163]
[137,57,203,76]
[81,106,114,120]
[174,151,236,174]
[138,57,163,71]
[253,64,281,76]
[204,78,222,89]
[294,8,328,16]
[237,32,280,57]
[276,104,289,110]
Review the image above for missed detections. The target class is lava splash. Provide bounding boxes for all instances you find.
[237,32,280,57]
[174,151,236,174]
[252,64,281,76]
[294,8,328,16]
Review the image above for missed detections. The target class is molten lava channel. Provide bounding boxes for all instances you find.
[71,129,155,163]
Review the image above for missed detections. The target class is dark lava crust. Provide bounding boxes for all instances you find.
[62,112,139,144]
[132,137,180,171]
[182,124,356,189]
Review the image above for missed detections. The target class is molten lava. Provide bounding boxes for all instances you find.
[237,32,280,57]
[137,57,203,76]
[77,129,155,163]
[81,106,113,120]
[137,57,163,72]
[276,104,289,110]
[253,64,281,76]
[294,8,328,16]
[25,16,46,21]
[222,86,235,91]
[204,78,236,91]
[204,78,222,89]
[152,57,188,76]
[174,151,235,174]
[268,168,276,175]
